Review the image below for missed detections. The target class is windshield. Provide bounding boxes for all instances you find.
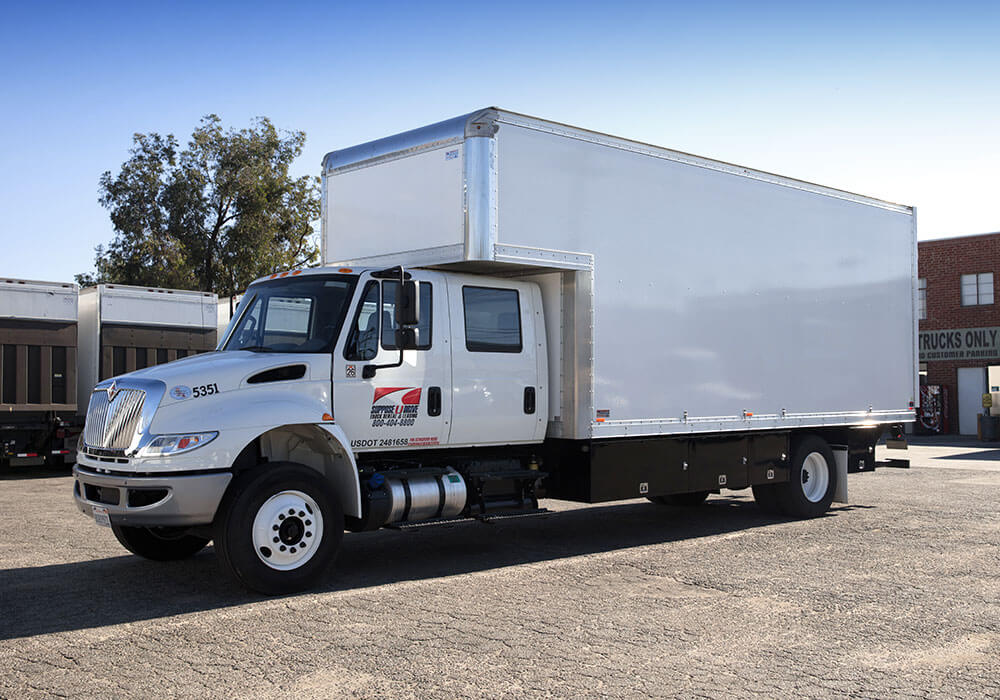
[221,274,357,353]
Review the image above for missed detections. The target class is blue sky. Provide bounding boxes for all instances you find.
[1,0,998,284]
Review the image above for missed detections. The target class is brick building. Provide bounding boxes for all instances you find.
[918,232,1000,434]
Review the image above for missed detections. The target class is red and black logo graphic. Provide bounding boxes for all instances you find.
[370,387,421,428]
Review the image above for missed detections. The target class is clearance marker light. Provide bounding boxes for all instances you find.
[322,413,334,422]
[279,272,289,277]
[338,268,353,273]
[292,270,302,276]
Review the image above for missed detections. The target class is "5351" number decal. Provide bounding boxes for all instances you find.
[193,383,220,398]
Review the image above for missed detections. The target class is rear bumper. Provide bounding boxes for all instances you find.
[73,465,232,527]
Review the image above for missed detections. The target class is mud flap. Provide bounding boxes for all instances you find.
[832,446,849,504]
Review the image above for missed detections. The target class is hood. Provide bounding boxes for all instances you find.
[111,351,327,408]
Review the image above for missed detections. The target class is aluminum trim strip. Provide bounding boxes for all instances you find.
[493,245,594,271]
[591,410,915,439]
[321,109,494,174]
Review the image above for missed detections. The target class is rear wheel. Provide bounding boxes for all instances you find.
[647,491,710,506]
[112,525,210,560]
[215,463,343,595]
[773,436,837,518]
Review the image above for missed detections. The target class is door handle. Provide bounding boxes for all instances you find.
[524,386,535,415]
[428,386,441,417]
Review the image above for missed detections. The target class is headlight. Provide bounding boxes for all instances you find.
[140,432,218,457]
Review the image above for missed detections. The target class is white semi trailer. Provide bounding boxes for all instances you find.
[73,109,916,594]
[0,278,79,466]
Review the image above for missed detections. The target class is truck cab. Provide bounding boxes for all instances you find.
[73,266,549,593]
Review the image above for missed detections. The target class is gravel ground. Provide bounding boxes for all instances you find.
[1,440,998,698]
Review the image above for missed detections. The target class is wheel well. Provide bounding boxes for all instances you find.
[236,424,361,519]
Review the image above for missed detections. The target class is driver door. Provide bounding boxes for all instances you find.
[332,272,451,453]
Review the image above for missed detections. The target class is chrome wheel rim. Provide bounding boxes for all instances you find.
[252,490,323,570]
[801,452,830,503]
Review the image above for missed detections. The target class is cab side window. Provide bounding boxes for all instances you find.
[344,282,380,361]
[462,286,522,353]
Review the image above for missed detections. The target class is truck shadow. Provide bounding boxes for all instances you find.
[0,498,855,640]
[0,465,75,480]
[933,448,1000,461]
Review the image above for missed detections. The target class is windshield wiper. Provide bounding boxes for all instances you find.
[236,346,275,353]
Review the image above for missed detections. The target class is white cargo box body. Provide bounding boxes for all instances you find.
[77,285,219,409]
[0,279,79,412]
[322,108,917,440]
[0,278,78,322]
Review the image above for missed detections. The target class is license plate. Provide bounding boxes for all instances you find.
[92,506,111,527]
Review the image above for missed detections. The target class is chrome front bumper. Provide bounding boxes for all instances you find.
[73,465,232,527]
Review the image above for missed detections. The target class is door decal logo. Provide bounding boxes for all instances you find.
[370,387,421,428]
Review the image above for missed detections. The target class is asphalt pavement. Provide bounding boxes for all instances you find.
[1,438,998,698]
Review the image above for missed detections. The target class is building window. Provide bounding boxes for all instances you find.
[961,273,993,306]
[918,278,927,320]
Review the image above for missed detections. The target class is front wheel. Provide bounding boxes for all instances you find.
[112,525,210,560]
[214,463,344,595]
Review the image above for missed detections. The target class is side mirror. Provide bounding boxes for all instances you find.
[395,327,419,350]
[396,280,419,326]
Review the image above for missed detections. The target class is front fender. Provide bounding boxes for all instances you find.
[317,423,362,518]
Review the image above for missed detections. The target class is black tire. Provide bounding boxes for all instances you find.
[647,491,711,506]
[751,484,782,515]
[214,462,344,595]
[112,525,210,561]
[773,436,837,518]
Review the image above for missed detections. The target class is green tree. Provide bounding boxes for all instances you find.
[78,115,320,298]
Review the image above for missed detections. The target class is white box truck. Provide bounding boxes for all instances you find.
[1,278,79,466]
[73,109,916,594]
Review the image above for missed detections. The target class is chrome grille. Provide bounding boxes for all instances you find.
[84,388,146,451]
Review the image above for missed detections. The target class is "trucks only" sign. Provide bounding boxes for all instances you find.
[919,327,1000,362]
